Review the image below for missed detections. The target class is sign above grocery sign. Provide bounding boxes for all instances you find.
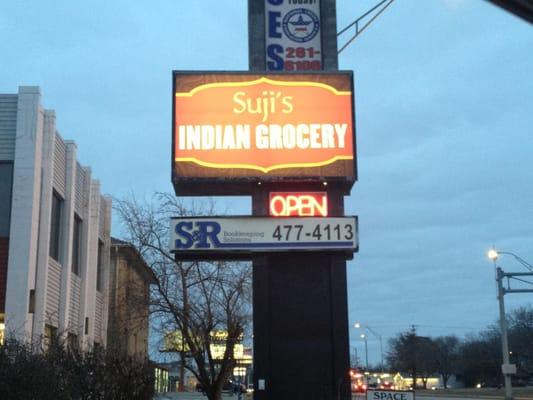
[265,0,323,71]
[172,71,356,195]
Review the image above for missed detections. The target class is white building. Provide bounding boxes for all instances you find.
[0,86,111,349]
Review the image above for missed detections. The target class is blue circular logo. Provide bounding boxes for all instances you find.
[282,8,320,43]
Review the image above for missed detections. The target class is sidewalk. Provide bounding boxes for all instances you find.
[416,388,533,400]
[154,392,252,400]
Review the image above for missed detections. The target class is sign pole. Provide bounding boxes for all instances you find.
[249,1,352,399]
[171,2,354,399]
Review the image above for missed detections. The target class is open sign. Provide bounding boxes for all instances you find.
[269,192,328,217]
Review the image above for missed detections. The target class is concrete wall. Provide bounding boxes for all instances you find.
[0,86,111,350]
[108,243,151,358]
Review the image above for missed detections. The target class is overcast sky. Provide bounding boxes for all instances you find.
[1,0,532,365]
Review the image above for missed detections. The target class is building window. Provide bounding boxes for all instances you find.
[28,289,35,313]
[67,332,78,351]
[96,240,104,292]
[0,317,5,346]
[0,162,14,237]
[44,324,58,349]
[71,215,82,275]
[49,191,63,262]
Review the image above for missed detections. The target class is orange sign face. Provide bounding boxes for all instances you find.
[269,192,328,217]
[172,72,356,195]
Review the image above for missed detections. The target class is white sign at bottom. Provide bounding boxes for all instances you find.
[366,389,415,400]
[169,216,358,254]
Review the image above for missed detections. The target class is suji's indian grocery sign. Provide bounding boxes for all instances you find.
[172,71,356,195]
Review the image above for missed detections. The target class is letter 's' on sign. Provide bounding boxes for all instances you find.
[172,71,357,196]
[269,192,328,217]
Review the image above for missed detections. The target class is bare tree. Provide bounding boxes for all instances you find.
[387,327,437,389]
[507,305,533,376]
[387,328,419,388]
[418,337,438,389]
[434,335,460,389]
[114,193,252,400]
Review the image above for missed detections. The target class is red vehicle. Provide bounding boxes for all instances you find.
[352,381,367,393]
[349,369,367,393]
[379,381,395,390]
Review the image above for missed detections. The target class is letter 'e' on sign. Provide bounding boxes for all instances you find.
[269,192,328,216]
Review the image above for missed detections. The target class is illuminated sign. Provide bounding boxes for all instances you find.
[210,330,244,343]
[169,216,358,258]
[162,331,189,352]
[172,71,356,195]
[162,330,244,353]
[269,192,327,216]
[265,0,323,71]
[211,343,244,360]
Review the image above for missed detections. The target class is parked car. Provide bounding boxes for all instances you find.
[351,381,367,393]
[222,381,234,393]
[234,383,248,394]
[379,381,395,390]
[196,380,236,393]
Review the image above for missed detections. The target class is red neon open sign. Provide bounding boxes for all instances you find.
[269,192,328,217]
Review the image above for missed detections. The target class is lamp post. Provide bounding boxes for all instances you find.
[355,322,384,370]
[487,249,533,400]
[360,333,369,369]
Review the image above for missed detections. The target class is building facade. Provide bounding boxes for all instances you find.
[107,237,155,358]
[0,86,111,349]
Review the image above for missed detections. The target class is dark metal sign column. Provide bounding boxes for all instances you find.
[248,1,354,399]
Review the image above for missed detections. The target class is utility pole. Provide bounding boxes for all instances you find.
[351,346,360,367]
[367,325,384,370]
[488,249,533,400]
[354,323,384,370]
[361,333,369,369]
[496,267,513,400]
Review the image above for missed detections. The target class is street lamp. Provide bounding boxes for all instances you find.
[487,248,533,400]
[354,322,384,370]
[360,333,368,369]
[488,249,533,271]
[488,249,499,261]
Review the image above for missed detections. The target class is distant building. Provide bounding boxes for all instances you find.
[107,237,155,357]
[154,364,170,394]
[0,87,111,349]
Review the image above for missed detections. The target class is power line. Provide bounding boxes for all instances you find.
[337,0,396,54]
[510,276,533,286]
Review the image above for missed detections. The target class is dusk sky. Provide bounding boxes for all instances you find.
[1,0,532,364]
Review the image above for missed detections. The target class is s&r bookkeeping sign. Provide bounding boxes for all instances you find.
[265,0,323,71]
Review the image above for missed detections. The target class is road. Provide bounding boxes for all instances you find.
[356,392,533,400]
[156,390,533,400]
